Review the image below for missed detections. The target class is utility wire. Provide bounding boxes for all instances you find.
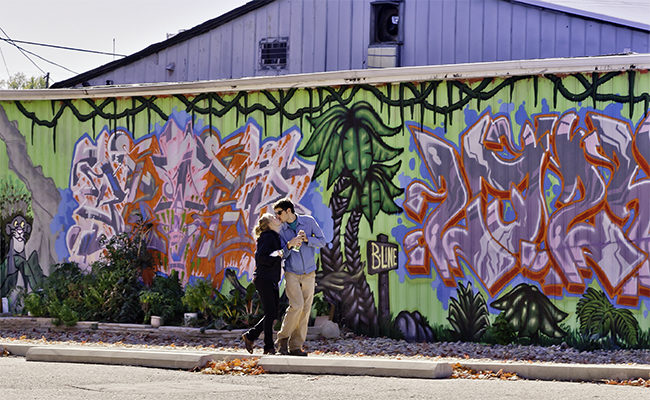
[0,45,10,78]
[8,44,77,74]
[0,26,46,75]
[0,37,127,57]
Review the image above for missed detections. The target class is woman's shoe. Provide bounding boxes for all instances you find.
[263,347,276,355]
[242,334,254,354]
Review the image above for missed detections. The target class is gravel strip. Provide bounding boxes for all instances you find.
[2,328,650,366]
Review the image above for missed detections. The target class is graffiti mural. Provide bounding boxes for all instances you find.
[65,113,313,285]
[403,110,650,306]
[0,66,649,343]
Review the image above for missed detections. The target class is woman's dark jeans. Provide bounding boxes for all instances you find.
[244,277,279,352]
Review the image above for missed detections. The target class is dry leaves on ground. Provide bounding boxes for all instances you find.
[603,378,650,387]
[201,358,265,375]
[451,363,519,380]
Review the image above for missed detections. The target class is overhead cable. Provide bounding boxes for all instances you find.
[0,37,126,57]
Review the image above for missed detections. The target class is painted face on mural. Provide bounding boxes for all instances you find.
[6,215,31,254]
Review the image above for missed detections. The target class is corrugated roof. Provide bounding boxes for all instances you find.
[50,0,276,88]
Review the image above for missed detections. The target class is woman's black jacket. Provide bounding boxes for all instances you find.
[254,230,282,283]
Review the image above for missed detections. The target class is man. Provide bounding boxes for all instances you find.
[273,198,326,356]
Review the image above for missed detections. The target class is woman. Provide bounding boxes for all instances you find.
[242,213,283,354]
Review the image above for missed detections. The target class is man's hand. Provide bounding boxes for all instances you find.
[288,236,302,249]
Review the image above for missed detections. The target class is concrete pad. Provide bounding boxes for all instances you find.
[259,355,452,379]
[460,361,650,382]
[25,347,210,370]
[0,342,36,356]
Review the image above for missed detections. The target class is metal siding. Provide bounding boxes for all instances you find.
[525,7,541,59]
[144,53,160,83]
[350,0,366,69]
[585,21,600,56]
[208,30,221,78]
[427,0,444,65]
[511,5,526,60]
[632,30,650,53]
[555,13,570,57]
[165,46,178,83]
[539,10,555,58]
[326,0,340,71]
[441,0,456,64]
[616,27,633,53]
[289,0,303,74]
[496,0,511,60]
[470,0,485,63]
[220,25,233,79]
[301,0,315,72]
[242,14,257,78]
[231,18,245,78]
[338,0,352,70]
[188,35,200,80]
[255,9,268,75]
[569,17,586,57]
[197,34,211,80]
[402,0,418,66]
[455,0,471,64]
[313,0,327,72]
[600,23,617,55]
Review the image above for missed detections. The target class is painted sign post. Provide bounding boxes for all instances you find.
[367,234,398,323]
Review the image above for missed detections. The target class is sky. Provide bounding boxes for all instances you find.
[0,0,648,86]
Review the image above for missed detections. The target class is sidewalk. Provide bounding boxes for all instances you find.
[2,317,650,382]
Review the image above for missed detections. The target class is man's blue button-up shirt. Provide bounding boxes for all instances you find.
[278,214,326,275]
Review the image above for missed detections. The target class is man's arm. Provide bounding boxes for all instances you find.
[303,216,327,249]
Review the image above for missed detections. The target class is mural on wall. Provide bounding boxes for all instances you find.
[65,113,313,285]
[1,68,649,342]
[299,101,404,335]
[403,109,650,307]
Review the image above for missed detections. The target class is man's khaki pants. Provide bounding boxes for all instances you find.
[276,271,316,351]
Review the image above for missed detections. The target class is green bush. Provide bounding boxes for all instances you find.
[23,291,46,317]
[182,278,218,323]
[140,270,184,325]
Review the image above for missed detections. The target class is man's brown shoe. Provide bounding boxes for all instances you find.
[242,334,254,354]
[289,349,308,356]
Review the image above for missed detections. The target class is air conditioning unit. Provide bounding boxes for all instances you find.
[367,45,400,68]
[368,1,402,68]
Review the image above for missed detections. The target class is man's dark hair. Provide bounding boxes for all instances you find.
[273,198,295,214]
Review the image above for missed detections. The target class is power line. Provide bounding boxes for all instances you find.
[0,45,10,78]
[0,26,46,75]
[9,44,77,74]
[0,37,127,57]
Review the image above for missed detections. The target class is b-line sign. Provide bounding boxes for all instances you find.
[367,234,398,275]
[366,234,398,322]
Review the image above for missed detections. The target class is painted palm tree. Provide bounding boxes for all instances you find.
[299,101,403,335]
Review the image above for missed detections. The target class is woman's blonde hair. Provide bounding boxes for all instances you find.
[253,213,275,238]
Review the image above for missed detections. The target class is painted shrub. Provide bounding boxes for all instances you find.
[0,68,649,344]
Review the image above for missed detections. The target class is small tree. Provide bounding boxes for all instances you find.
[0,72,47,89]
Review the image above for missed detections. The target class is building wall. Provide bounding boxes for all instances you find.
[2,65,650,344]
[75,0,650,87]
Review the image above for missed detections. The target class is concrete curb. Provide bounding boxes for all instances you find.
[259,355,452,379]
[462,361,650,382]
[22,346,260,370]
[3,341,650,382]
